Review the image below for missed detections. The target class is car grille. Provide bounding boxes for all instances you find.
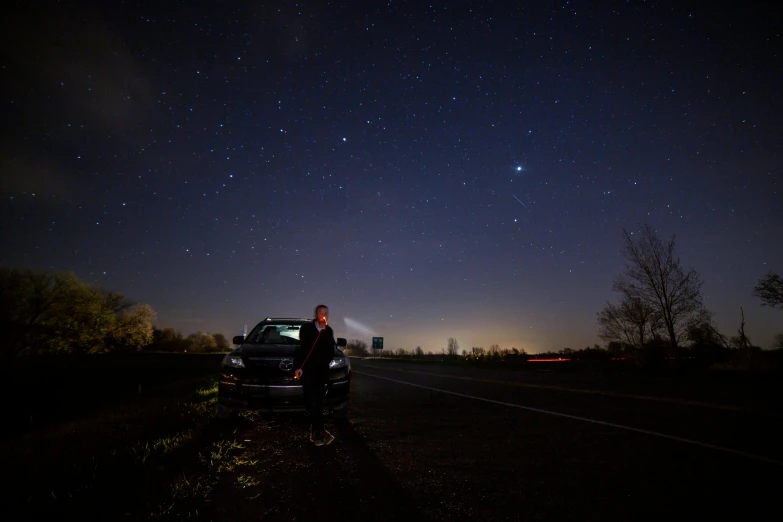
[247,357,286,370]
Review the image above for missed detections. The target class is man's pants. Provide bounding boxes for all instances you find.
[302,378,326,432]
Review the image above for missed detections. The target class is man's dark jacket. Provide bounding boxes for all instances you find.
[295,320,335,383]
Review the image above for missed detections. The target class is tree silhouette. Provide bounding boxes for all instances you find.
[213,333,230,352]
[597,295,660,352]
[446,337,460,356]
[614,224,708,353]
[754,272,783,309]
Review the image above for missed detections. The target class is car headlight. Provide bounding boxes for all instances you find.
[222,354,245,368]
[329,357,349,369]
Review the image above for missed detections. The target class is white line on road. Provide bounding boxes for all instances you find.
[360,363,778,416]
[354,370,783,467]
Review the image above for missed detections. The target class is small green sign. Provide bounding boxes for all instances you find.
[372,337,384,349]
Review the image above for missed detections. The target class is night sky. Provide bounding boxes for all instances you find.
[1,1,780,353]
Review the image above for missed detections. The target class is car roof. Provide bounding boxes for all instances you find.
[260,318,311,324]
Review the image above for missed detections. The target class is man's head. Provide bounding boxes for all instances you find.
[314,304,328,324]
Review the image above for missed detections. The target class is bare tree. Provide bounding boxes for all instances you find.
[597,294,660,351]
[686,320,729,349]
[614,224,708,352]
[732,307,753,365]
[446,337,460,356]
[754,272,783,309]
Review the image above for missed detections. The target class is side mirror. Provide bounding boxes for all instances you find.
[336,337,347,347]
[232,335,245,345]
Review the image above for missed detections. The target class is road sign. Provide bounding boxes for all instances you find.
[372,337,384,349]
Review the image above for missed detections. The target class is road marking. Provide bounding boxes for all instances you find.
[354,371,783,467]
[361,364,777,416]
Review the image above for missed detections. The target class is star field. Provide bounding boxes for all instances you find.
[1,0,780,352]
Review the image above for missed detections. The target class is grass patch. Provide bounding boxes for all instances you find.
[237,474,260,488]
[1,377,255,521]
[155,431,263,520]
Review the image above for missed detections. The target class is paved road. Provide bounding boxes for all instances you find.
[200,359,782,521]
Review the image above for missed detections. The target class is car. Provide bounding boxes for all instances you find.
[217,317,350,420]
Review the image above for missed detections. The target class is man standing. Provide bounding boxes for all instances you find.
[295,304,336,446]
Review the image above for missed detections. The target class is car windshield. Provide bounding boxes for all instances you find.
[244,324,301,345]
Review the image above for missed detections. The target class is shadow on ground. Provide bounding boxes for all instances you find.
[199,412,429,522]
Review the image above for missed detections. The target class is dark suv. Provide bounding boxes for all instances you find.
[217,318,350,419]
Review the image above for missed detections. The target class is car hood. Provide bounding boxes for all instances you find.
[238,344,297,358]
[237,344,343,358]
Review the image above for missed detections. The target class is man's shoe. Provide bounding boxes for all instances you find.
[311,430,334,447]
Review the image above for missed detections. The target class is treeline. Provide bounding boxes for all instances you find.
[352,340,783,371]
[0,267,232,359]
[0,268,156,359]
[145,328,231,353]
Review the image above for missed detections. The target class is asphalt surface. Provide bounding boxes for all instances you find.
[200,359,783,521]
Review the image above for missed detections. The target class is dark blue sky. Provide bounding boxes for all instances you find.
[1,0,780,352]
